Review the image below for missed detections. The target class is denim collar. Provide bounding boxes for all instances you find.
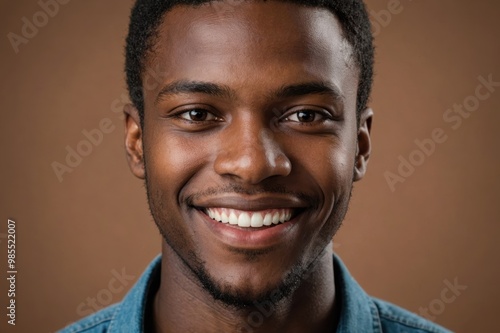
[106,255,161,333]
[107,254,379,332]
[334,255,382,333]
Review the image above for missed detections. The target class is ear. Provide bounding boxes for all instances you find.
[353,108,373,182]
[124,104,145,179]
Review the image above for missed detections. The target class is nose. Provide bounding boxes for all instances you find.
[214,119,291,184]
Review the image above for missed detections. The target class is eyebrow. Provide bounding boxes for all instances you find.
[274,81,345,104]
[155,80,234,104]
[155,80,344,105]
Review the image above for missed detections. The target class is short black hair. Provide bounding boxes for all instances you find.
[125,0,374,125]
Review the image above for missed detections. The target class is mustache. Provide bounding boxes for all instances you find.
[185,184,318,209]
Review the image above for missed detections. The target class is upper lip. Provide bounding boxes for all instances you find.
[191,194,310,211]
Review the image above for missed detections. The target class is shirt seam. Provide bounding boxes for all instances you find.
[378,310,445,333]
[106,301,124,332]
[370,298,384,333]
[66,317,113,333]
[65,304,118,333]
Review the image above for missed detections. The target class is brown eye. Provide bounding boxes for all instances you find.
[179,109,217,121]
[298,111,315,122]
[287,110,324,123]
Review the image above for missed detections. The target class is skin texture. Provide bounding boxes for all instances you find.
[124,1,372,332]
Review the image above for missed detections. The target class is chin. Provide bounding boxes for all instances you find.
[195,259,307,309]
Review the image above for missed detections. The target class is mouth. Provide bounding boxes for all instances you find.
[195,206,304,249]
[190,194,310,249]
[203,207,296,228]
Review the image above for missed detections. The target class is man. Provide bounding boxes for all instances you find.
[61,0,451,332]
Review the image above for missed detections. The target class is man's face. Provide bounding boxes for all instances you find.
[125,1,371,306]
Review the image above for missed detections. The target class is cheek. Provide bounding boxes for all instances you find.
[326,144,356,181]
[303,140,356,238]
[144,132,214,248]
[145,132,210,199]
[300,138,356,195]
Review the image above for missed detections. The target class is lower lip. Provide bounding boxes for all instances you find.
[197,209,301,250]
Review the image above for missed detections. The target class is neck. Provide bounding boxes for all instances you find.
[152,242,338,333]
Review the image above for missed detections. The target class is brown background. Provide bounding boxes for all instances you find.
[1,0,499,332]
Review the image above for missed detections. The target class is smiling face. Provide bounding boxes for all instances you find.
[125,1,372,307]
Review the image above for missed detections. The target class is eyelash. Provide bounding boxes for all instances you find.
[173,108,221,123]
[174,108,334,124]
[282,109,334,124]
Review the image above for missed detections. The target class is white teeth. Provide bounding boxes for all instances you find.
[229,212,238,225]
[279,212,286,223]
[206,208,294,228]
[272,212,280,225]
[250,213,264,227]
[263,214,272,226]
[238,212,251,227]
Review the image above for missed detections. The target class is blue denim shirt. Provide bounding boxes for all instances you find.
[59,255,452,333]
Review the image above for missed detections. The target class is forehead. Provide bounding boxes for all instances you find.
[145,1,357,107]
